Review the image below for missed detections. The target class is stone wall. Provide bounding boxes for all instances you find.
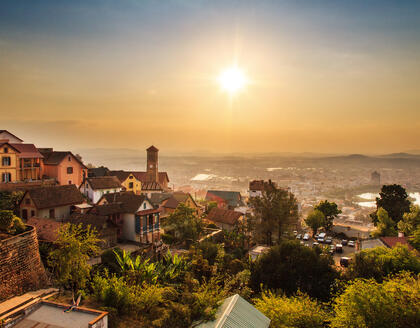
[0,225,49,301]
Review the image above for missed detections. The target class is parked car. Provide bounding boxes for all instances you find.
[317,237,324,243]
[314,233,320,239]
[348,240,355,247]
[340,257,352,267]
[293,230,298,236]
[318,232,326,239]
[296,234,302,239]
[312,242,320,248]
[329,245,335,255]
[335,244,343,253]
[303,233,310,241]
[341,239,348,246]
[325,237,332,244]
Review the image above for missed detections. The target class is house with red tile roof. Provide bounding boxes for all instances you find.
[38,148,87,186]
[205,207,244,231]
[380,236,414,251]
[79,176,123,204]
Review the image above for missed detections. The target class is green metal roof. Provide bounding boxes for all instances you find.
[196,294,270,328]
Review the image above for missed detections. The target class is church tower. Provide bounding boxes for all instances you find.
[146,145,159,182]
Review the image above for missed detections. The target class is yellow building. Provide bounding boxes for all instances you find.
[0,142,18,182]
[109,171,142,194]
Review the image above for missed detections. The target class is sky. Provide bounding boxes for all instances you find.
[1,0,420,155]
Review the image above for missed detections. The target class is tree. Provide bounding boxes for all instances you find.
[304,210,326,236]
[0,191,24,214]
[372,184,410,225]
[0,210,14,231]
[398,205,420,236]
[372,207,397,237]
[331,273,419,328]
[250,240,338,301]
[249,181,299,245]
[254,291,330,328]
[314,200,341,231]
[205,201,218,214]
[162,203,204,245]
[48,223,100,292]
[410,226,420,250]
[346,245,420,282]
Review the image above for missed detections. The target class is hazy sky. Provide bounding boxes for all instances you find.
[1,0,420,154]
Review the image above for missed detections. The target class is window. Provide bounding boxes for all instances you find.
[148,215,153,225]
[129,182,133,189]
[49,209,55,218]
[143,203,147,209]
[67,167,73,174]
[4,147,8,153]
[68,180,72,185]
[68,156,71,161]
[25,198,30,205]
[2,172,11,182]
[2,157,11,166]
[30,210,35,217]
[129,176,133,179]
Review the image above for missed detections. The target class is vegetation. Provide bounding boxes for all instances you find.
[0,210,25,234]
[346,245,420,282]
[249,181,299,245]
[314,200,341,231]
[162,203,205,246]
[331,273,420,328]
[0,191,24,214]
[371,184,411,226]
[250,240,338,301]
[304,209,326,236]
[48,223,100,292]
[398,205,420,250]
[372,207,397,237]
[254,291,330,328]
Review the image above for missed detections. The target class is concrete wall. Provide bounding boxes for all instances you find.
[0,226,49,301]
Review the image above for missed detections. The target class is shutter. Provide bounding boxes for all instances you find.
[154,214,159,229]
[143,216,147,232]
[135,215,141,234]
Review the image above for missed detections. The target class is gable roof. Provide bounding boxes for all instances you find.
[132,171,170,184]
[66,213,117,232]
[89,203,125,216]
[196,294,270,328]
[86,176,122,190]
[207,208,243,226]
[149,193,173,207]
[27,217,62,242]
[100,191,148,213]
[10,143,43,159]
[141,181,163,191]
[0,141,21,153]
[380,236,414,250]
[40,150,87,168]
[25,185,84,209]
[147,145,159,152]
[108,170,132,182]
[0,130,23,142]
[88,166,110,178]
[163,192,197,209]
[206,190,244,207]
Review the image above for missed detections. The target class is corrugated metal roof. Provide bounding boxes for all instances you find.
[197,294,270,328]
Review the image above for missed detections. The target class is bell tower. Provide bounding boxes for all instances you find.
[146,145,159,182]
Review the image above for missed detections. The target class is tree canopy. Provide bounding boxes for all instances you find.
[372,207,397,237]
[250,240,338,301]
[249,181,299,245]
[314,200,341,231]
[304,209,326,236]
[373,184,410,224]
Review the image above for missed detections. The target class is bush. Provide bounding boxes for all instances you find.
[12,217,26,234]
[161,233,175,245]
[101,248,123,274]
[207,223,218,229]
[0,210,14,231]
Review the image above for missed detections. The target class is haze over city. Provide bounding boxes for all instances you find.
[2,0,420,154]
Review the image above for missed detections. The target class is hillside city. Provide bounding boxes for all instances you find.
[0,129,419,328]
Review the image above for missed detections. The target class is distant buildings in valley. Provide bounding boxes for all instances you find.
[371,171,381,185]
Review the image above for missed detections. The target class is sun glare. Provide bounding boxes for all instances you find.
[218,67,247,94]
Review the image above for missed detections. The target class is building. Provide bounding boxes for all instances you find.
[196,294,270,328]
[108,170,142,194]
[19,185,85,220]
[87,166,110,178]
[371,171,381,185]
[80,176,123,204]
[205,190,245,210]
[206,207,244,231]
[249,180,264,198]
[0,130,23,143]
[39,148,87,186]
[97,191,160,244]
[1,141,44,183]
[159,192,200,217]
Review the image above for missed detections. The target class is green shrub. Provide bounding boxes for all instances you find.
[161,233,175,245]
[12,217,26,234]
[0,210,14,231]
[101,247,123,274]
[207,223,218,229]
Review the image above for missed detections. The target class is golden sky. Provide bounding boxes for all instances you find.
[1,1,420,154]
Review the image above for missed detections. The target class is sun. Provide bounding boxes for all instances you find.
[218,66,247,94]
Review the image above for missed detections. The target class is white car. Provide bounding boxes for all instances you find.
[303,233,310,241]
[348,240,355,247]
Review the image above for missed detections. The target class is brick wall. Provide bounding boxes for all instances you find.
[0,225,49,301]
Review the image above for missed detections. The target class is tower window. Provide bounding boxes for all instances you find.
[4,147,8,153]
[67,167,73,174]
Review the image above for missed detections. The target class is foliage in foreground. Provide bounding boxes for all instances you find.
[0,210,26,234]
[254,291,330,328]
[331,272,420,328]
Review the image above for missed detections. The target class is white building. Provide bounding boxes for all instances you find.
[80,176,123,204]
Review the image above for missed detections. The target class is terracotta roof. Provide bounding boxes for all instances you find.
[24,185,84,209]
[67,213,117,232]
[0,130,23,142]
[89,203,124,216]
[132,171,170,184]
[40,150,87,168]
[0,142,21,153]
[249,180,265,191]
[149,193,172,207]
[380,237,414,250]
[163,192,196,209]
[108,170,132,182]
[147,145,159,152]
[101,191,147,213]
[86,176,122,190]
[206,190,244,208]
[206,208,243,226]
[8,143,43,159]
[27,217,62,242]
